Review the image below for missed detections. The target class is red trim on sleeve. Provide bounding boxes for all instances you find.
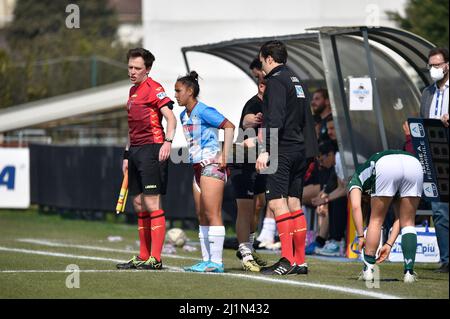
[218,119,228,129]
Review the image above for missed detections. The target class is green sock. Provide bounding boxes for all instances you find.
[363,253,376,265]
[401,228,417,272]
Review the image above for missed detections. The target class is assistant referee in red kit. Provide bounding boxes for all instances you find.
[116,48,177,271]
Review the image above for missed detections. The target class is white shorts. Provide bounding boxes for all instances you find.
[373,154,423,197]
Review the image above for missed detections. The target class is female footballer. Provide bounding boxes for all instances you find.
[175,71,235,273]
[348,150,423,283]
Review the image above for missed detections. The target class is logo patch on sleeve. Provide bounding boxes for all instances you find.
[295,85,305,98]
[156,92,167,100]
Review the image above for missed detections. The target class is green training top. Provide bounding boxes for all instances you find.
[347,150,416,196]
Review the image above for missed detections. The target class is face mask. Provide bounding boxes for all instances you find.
[430,66,445,82]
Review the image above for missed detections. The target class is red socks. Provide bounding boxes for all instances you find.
[137,212,151,260]
[275,210,307,266]
[291,210,307,265]
[275,212,294,264]
[150,209,166,261]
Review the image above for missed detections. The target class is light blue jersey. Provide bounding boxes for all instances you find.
[180,101,227,163]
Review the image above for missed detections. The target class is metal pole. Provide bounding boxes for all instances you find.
[331,35,359,168]
[182,51,191,73]
[362,28,388,150]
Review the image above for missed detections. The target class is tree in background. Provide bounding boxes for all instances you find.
[1,0,136,109]
[0,50,13,108]
[387,0,449,48]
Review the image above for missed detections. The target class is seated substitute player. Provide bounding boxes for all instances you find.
[117,48,177,270]
[232,77,268,272]
[175,71,235,273]
[348,150,423,283]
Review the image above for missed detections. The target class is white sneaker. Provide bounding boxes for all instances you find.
[403,270,418,283]
[358,265,375,281]
[358,249,374,281]
[258,239,275,249]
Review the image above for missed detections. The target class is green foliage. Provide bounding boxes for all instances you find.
[0,50,13,107]
[7,0,118,57]
[387,0,449,48]
[1,0,134,109]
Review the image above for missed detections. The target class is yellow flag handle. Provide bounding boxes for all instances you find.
[116,169,128,214]
[121,188,128,213]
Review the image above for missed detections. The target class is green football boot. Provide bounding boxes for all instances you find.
[116,256,145,270]
[136,256,163,270]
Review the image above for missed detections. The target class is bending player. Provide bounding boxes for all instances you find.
[348,150,423,283]
[175,71,235,273]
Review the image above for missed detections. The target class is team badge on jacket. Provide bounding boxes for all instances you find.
[295,85,305,98]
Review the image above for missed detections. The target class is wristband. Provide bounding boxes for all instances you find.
[385,242,393,248]
[357,235,364,238]
[123,150,129,160]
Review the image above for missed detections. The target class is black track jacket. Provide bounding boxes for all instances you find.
[262,64,319,159]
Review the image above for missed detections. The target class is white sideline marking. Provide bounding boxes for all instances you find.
[0,246,401,299]
[17,238,197,261]
[214,272,402,299]
[0,246,182,272]
[0,270,143,273]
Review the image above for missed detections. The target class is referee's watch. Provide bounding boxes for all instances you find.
[164,137,173,143]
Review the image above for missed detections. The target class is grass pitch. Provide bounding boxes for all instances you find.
[0,210,448,299]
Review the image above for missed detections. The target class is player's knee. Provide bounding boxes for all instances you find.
[369,218,384,227]
[268,200,284,213]
[254,200,265,213]
[143,195,160,212]
[204,210,220,223]
[288,203,301,212]
[132,196,143,211]
[146,203,160,212]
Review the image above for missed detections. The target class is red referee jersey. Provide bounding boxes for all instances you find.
[127,77,173,145]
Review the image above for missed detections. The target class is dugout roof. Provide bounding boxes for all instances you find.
[182,26,435,178]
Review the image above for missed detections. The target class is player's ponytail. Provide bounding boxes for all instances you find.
[189,71,199,82]
[177,71,200,98]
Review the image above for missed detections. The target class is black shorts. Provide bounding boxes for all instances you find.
[128,144,168,196]
[231,164,266,199]
[265,150,307,201]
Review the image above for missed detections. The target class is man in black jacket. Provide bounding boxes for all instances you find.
[256,40,318,275]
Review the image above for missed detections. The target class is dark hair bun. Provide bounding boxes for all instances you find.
[189,71,199,81]
[177,71,200,98]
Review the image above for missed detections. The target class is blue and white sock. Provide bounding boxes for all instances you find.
[208,226,225,265]
[199,226,210,262]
